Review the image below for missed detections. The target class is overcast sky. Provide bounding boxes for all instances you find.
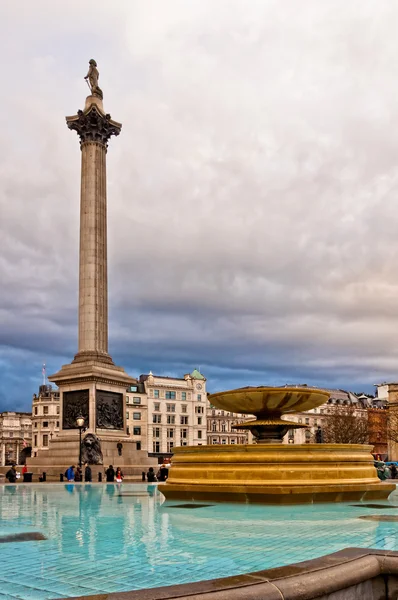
[1,1,398,411]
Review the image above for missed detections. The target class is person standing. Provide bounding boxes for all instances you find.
[115,467,123,483]
[5,465,17,483]
[147,467,157,482]
[74,467,82,482]
[22,464,28,476]
[391,464,397,480]
[84,463,92,482]
[105,465,115,482]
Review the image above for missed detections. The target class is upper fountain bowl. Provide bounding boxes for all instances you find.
[208,386,330,417]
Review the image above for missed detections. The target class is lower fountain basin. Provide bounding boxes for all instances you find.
[159,444,395,504]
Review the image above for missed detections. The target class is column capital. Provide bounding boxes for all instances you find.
[66,103,122,147]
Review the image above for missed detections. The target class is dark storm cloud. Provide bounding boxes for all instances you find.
[1,0,398,410]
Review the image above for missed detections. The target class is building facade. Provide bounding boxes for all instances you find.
[0,412,32,466]
[206,408,252,445]
[31,384,60,457]
[131,369,208,460]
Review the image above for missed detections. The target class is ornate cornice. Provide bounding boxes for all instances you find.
[66,105,122,148]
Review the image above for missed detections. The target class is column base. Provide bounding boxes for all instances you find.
[72,350,115,365]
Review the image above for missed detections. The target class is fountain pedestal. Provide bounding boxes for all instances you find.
[160,387,395,504]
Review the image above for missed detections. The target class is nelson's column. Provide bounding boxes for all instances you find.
[32,60,152,469]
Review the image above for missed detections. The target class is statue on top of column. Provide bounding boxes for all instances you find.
[84,59,103,98]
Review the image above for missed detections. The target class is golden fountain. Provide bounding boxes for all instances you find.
[159,387,395,504]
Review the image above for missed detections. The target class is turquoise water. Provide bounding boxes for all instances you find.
[1,483,398,599]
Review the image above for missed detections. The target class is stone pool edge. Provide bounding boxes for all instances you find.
[57,547,398,600]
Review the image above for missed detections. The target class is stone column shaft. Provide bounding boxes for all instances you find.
[79,141,108,356]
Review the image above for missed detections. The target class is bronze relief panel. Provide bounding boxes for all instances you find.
[96,390,123,429]
[63,390,89,429]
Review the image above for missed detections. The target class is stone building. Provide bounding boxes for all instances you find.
[136,369,208,460]
[282,387,372,445]
[125,380,149,454]
[31,384,60,457]
[0,412,32,466]
[206,408,251,445]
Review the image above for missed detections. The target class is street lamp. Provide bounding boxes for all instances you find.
[76,416,85,467]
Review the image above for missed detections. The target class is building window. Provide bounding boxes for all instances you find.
[154,403,160,411]
[126,396,130,404]
[167,415,175,424]
[298,417,302,423]
[136,442,141,451]
[133,397,141,404]
[34,434,37,446]
[34,423,37,428]
[212,439,218,444]
[167,441,174,453]
[180,428,188,439]
[180,416,189,425]
[133,412,141,420]
[56,406,60,415]
[9,432,13,438]
[133,426,141,436]
[197,417,202,425]
[56,421,59,428]
[195,406,204,414]
[221,439,227,444]
[43,434,49,447]
[129,385,138,392]
[305,418,310,425]
[166,404,176,413]
[43,422,48,428]
[231,439,236,444]
[153,441,160,453]
[181,392,186,401]
[126,411,129,419]
[167,428,174,438]
[154,390,160,398]
[166,391,176,400]
[34,407,38,415]
[181,405,187,413]
[153,427,160,438]
[221,422,226,432]
[43,406,49,415]
[212,421,217,432]
[197,394,202,401]
[198,430,202,439]
[153,414,161,424]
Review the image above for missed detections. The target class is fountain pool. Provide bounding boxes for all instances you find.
[0,483,398,599]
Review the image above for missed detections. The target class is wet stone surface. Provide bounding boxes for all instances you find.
[166,504,214,509]
[358,515,398,521]
[351,504,398,509]
[0,532,47,543]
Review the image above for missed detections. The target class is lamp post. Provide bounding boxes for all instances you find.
[76,416,85,468]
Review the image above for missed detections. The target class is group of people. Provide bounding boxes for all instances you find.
[6,461,168,485]
[146,464,169,483]
[376,461,397,480]
[64,464,124,483]
[65,464,93,482]
[105,465,124,482]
